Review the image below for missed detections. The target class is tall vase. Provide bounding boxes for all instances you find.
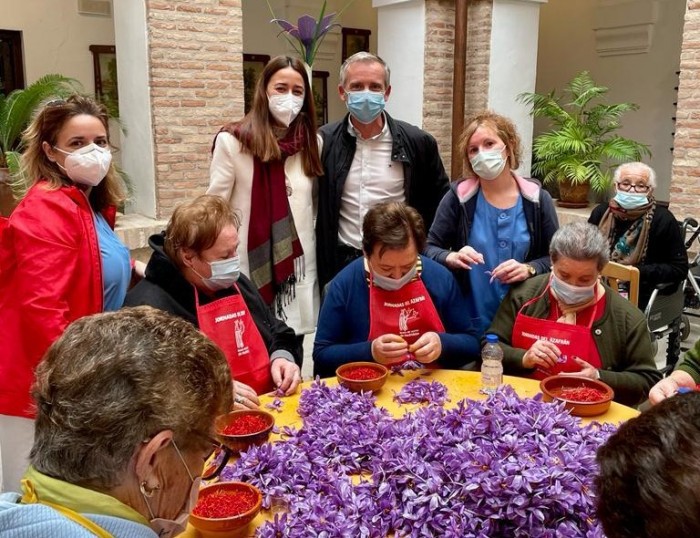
[303,62,313,85]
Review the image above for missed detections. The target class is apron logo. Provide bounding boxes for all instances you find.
[398,308,419,332]
[234,319,245,349]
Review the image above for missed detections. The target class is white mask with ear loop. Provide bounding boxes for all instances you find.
[53,143,112,187]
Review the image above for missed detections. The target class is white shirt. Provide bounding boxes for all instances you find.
[337,115,406,249]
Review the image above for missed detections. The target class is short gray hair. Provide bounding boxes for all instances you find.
[549,222,610,271]
[614,162,656,190]
[339,52,391,88]
[31,306,233,488]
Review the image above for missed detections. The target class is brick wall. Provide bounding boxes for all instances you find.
[670,1,700,221]
[423,0,493,177]
[146,0,244,219]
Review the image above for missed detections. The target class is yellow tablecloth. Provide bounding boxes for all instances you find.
[184,369,638,537]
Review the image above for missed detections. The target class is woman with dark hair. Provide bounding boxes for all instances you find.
[0,95,134,491]
[425,111,559,338]
[313,202,480,379]
[208,56,322,357]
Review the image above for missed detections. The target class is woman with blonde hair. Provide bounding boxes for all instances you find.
[208,55,322,361]
[0,95,133,491]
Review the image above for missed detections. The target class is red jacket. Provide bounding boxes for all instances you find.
[0,182,113,418]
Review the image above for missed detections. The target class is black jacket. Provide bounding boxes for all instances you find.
[123,233,300,363]
[316,112,450,290]
[589,202,688,309]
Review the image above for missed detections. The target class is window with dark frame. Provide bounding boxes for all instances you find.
[0,30,25,96]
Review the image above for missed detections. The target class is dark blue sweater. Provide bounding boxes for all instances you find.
[312,256,480,378]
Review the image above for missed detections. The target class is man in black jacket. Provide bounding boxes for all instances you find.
[316,52,449,292]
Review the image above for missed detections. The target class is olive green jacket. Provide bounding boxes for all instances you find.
[487,274,661,406]
[677,338,700,382]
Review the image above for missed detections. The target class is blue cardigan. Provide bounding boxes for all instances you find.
[312,256,480,378]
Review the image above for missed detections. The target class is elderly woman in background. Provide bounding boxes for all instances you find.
[488,222,660,406]
[0,306,233,537]
[0,95,135,492]
[313,202,480,379]
[124,195,301,406]
[588,162,687,310]
[208,55,322,360]
[425,111,558,338]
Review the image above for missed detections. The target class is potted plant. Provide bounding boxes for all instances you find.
[519,71,651,208]
[0,74,80,216]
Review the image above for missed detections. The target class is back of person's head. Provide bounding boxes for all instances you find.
[596,392,700,538]
[362,201,425,256]
[164,194,240,269]
[459,111,522,177]
[549,221,610,271]
[18,94,123,209]
[31,306,233,489]
[339,52,391,88]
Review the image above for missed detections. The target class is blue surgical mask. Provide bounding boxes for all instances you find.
[194,255,240,291]
[614,191,649,210]
[345,90,386,124]
[470,147,507,180]
[550,274,596,306]
[371,262,418,291]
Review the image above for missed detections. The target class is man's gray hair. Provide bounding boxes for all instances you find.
[30,306,233,488]
[549,221,610,271]
[614,162,657,189]
[339,52,390,88]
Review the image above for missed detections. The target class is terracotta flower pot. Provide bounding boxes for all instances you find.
[0,167,18,217]
[557,177,590,208]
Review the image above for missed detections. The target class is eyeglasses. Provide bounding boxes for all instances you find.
[616,181,650,193]
[199,434,232,481]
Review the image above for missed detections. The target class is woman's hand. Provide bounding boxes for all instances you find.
[559,357,598,379]
[445,246,484,270]
[372,334,409,364]
[409,332,442,364]
[232,380,260,410]
[522,340,561,370]
[649,370,696,405]
[271,359,301,396]
[489,259,530,284]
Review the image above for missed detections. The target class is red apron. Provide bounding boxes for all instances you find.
[195,284,274,394]
[368,273,445,345]
[512,285,602,380]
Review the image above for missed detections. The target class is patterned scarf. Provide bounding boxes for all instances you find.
[598,197,655,266]
[232,126,305,312]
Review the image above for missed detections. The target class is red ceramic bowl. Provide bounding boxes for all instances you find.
[214,409,274,453]
[190,481,262,536]
[336,362,389,393]
[540,375,614,417]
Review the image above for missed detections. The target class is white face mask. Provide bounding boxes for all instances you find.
[54,143,112,187]
[550,274,596,306]
[268,93,304,127]
[371,261,418,291]
[193,255,240,291]
[143,441,200,538]
[470,147,507,180]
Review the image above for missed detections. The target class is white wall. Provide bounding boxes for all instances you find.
[0,0,115,91]
[113,0,156,218]
[536,0,685,201]
[489,0,546,176]
[242,0,379,124]
[375,0,425,127]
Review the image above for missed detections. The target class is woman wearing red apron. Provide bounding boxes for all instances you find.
[487,222,661,406]
[124,195,302,407]
[313,202,480,379]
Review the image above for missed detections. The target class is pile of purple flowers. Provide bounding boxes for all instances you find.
[393,379,450,406]
[221,380,615,537]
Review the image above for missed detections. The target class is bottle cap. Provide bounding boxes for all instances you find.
[485,333,498,343]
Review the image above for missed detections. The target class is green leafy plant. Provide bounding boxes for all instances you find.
[519,71,650,194]
[0,74,81,169]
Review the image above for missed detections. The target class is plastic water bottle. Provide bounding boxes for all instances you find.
[480,333,503,394]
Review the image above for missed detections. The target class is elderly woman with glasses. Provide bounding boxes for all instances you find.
[588,162,687,310]
[0,307,233,537]
[488,222,661,406]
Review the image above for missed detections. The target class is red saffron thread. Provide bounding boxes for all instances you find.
[222,415,269,436]
[343,366,382,381]
[193,488,257,519]
[554,386,606,403]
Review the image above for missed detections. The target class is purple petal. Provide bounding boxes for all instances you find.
[296,15,318,45]
[271,18,300,40]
